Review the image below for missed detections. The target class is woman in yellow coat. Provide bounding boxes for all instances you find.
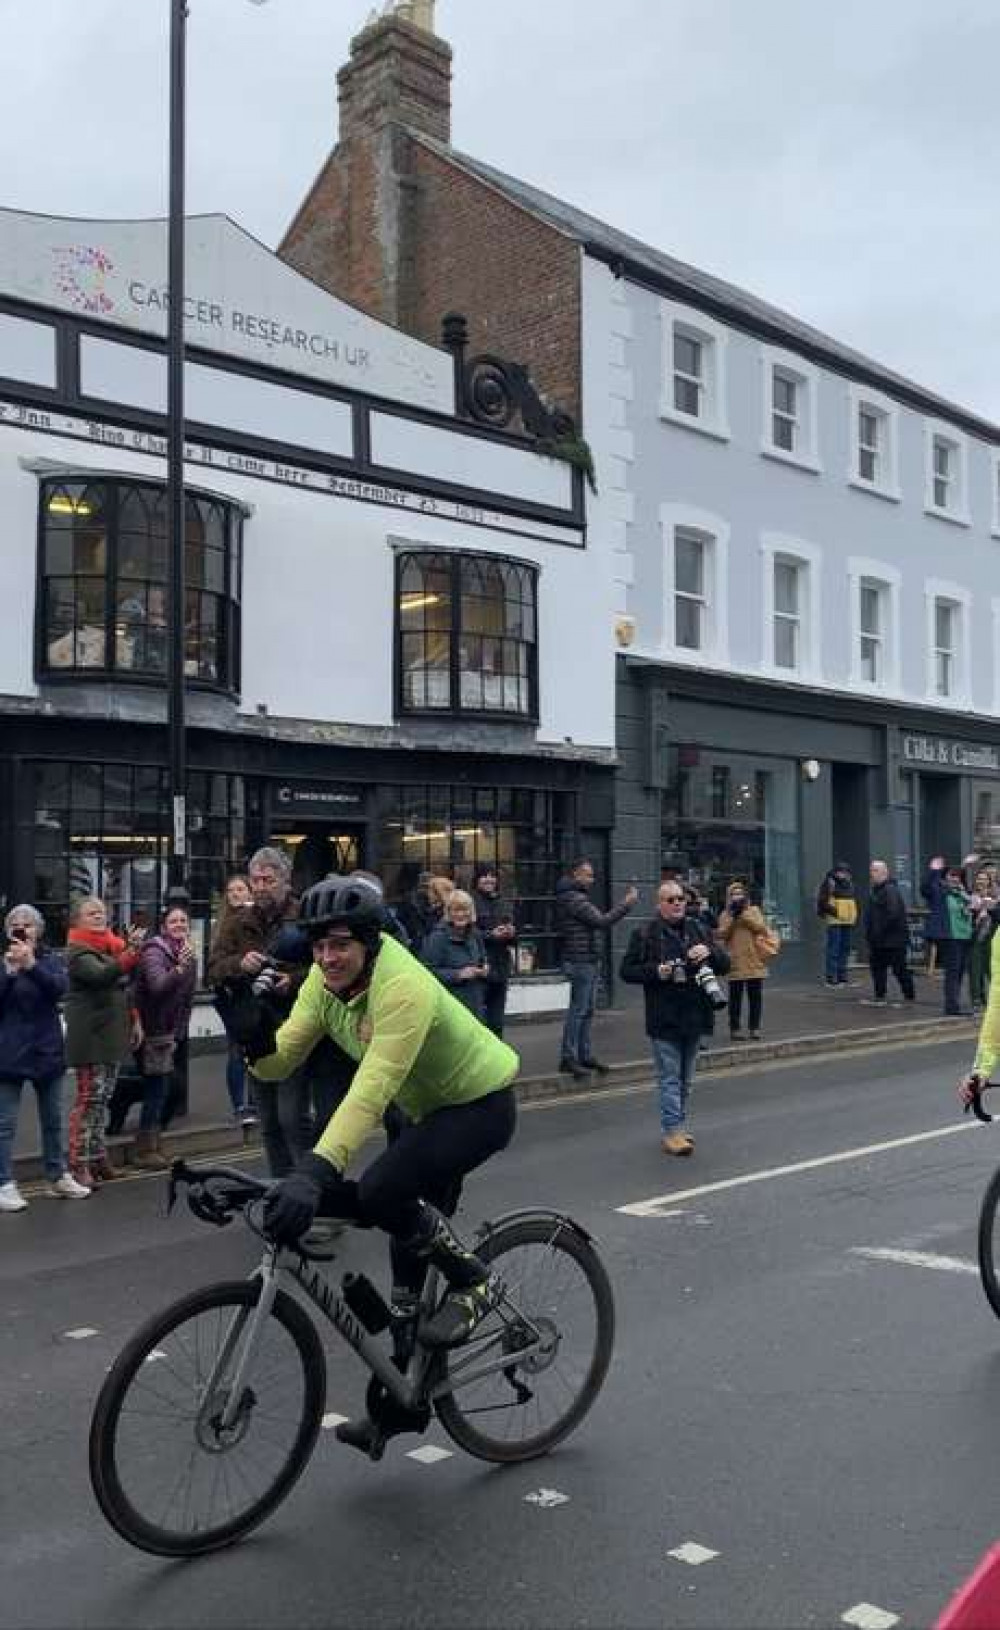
[716,880,770,1041]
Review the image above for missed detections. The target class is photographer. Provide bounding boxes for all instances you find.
[717,879,769,1041]
[207,846,310,1178]
[620,881,730,1156]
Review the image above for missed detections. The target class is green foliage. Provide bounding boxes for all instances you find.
[537,430,598,493]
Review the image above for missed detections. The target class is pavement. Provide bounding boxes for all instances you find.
[3,1034,998,1629]
[11,968,979,1182]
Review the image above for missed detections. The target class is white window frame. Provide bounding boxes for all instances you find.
[847,384,900,502]
[924,420,970,526]
[993,597,1000,714]
[924,578,972,706]
[991,450,1000,539]
[759,346,821,472]
[759,533,822,679]
[847,556,902,693]
[659,503,730,664]
[658,301,730,441]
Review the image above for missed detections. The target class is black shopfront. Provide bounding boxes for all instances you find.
[2,715,603,976]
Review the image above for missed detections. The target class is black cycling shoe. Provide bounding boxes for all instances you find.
[419,1276,502,1349]
[334,1416,384,1459]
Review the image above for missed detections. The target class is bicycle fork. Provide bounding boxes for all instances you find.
[198,1262,280,1438]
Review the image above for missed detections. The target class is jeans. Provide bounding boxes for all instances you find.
[825,925,852,983]
[650,1035,701,1132]
[728,979,763,1034]
[942,938,971,1015]
[484,980,509,1039]
[225,1044,247,1117]
[561,962,599,1065]
[0,1074,66,1184]
[139,1073,169,1132]
[252,1068,313,1179]
[869,947,915,1002]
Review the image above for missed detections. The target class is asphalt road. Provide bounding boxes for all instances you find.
[4,1037,1000,1630]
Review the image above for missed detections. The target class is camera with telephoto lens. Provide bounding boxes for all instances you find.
[251,959,284,998]
[690,960,727,1010]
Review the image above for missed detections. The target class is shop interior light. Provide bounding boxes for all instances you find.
[399,593,442,611]
[402,826,482,842]
[47,496,93,516]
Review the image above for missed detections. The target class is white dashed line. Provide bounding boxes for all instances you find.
[617,1122,973,1216]
[63,1327,98,1340]
[524,1488,570,1508]
[321,1412,349,1430]
[851,1247,977,1275]
[144,1349,168,1363]
[667,1541,719,1566]
[406,1445,453,1465]
[842,1603,899,1629]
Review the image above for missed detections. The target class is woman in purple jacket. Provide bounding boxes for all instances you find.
[0,904,91,1212]
[131,904,198,1170]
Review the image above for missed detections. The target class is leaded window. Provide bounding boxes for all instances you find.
[396,550,538,718]
[38,476,242,691]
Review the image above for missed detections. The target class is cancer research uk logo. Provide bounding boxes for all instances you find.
[52,245,116,315]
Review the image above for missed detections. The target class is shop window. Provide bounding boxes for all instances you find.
[375,781,575,971]
[395,550,538,719]
[662,746,801,941]
[22,759,247,969]
[37,476,243,691]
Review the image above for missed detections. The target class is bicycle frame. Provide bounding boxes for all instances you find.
[209,1235,551,1433]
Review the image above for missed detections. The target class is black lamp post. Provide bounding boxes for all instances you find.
[166,0,188,890]
[165,0,268,889]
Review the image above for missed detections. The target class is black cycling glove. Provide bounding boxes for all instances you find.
[264,1153,353,1244]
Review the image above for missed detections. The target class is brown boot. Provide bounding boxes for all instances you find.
[90,1155,122,1182]
[133,1130,169,1171]
[661,1131,694,1157]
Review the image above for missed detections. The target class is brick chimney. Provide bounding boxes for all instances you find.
[338,3,451,145]
[280,3,451,327]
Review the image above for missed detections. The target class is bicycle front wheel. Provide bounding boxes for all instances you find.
[90,1280,326,1557]
[978,1167,1000,1320]
[433,1215,614,1463]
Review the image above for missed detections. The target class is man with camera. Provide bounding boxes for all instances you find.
[620,881,730,1155]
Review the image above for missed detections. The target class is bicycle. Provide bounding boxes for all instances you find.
[89,1159,616,1557]
[962,1080,1000,1317]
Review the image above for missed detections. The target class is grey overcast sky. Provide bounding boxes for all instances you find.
[3,0,999,418]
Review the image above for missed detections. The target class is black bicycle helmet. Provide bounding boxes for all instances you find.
[298,873,385,940]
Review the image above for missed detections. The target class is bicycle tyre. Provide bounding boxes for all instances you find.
[433,1215,615,1464]
[978,1167,1000,1320]
[90,1280,326,1557]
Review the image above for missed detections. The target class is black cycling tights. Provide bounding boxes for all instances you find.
[355,1086,516,1294]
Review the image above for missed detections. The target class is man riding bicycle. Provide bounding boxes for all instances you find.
[959,902,1000,1105]
[250,874,519,1444]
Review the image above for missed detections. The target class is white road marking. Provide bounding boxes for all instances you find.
[63,1327,98,1340]
[668,1541,719,1566]
[851,1247,977,1275]
[842,1604,899,1629]
[321,1411,349,1430]
[617,1121,974,1216]
[524,1488,570,1508]
[144,1348,168,1363]
[406,1445,453,1465]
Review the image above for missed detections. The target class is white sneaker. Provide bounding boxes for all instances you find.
[49,1171,92,1199]
[0,1181,28,1212]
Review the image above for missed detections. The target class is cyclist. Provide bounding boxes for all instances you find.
[959,909,1000,1105]
[251,874,519,1418]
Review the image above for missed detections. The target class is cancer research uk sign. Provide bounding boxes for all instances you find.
[0,209,454,414]
[901,732,1000,775]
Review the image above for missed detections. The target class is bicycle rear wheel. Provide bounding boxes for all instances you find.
[433,1215,614,1463]
[90,1280,325,1556]
[978,1167,1000,1320]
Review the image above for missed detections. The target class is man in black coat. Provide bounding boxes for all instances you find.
[620,881,730,1155]
[472,866,516,1038]
[555,858,638,1079]
[862,859,915,1007]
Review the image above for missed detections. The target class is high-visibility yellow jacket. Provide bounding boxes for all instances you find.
[251,934,519,1172]
[974,932,1000,1080]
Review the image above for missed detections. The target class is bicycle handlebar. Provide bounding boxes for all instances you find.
[964,1080,996,1124]
[168,1158,272,1228]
